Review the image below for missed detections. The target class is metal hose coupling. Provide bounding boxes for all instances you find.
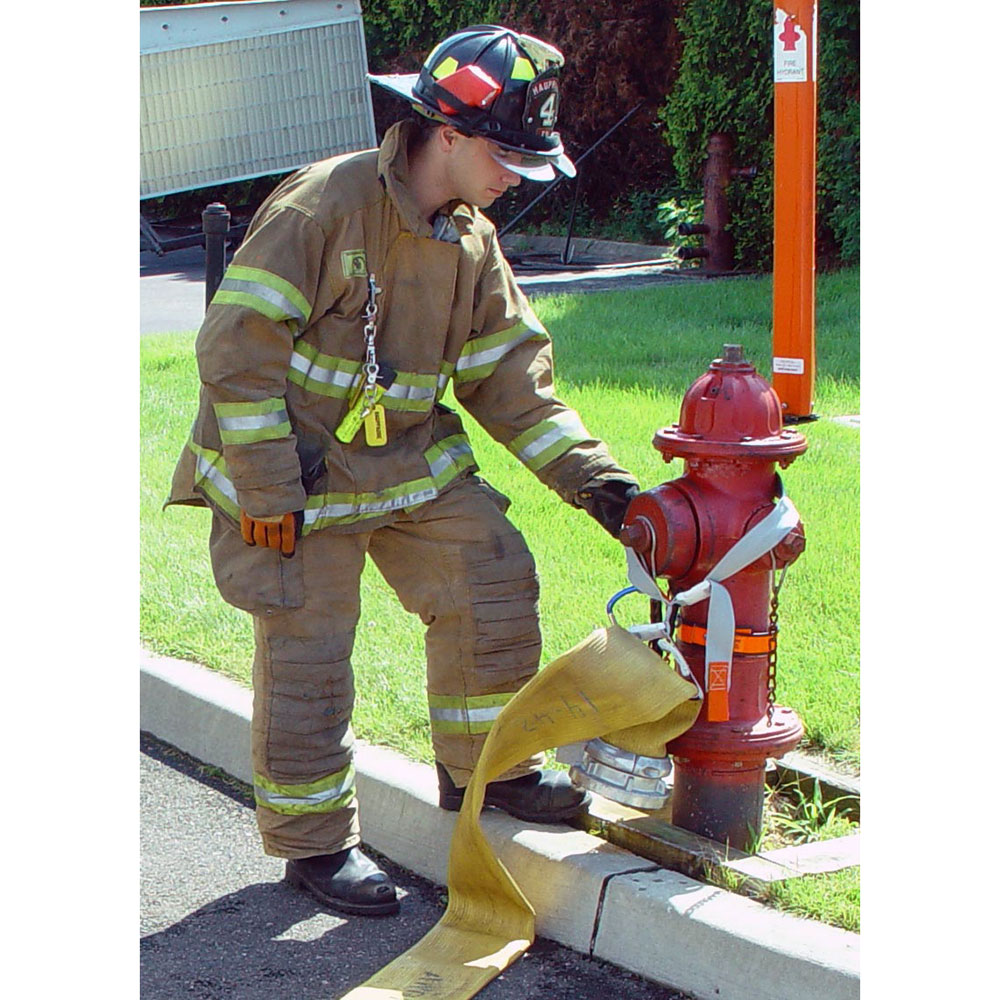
[569,737,672,810]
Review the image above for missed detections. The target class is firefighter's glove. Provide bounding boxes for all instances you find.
[240,510,304,558]
[574,479,640,539]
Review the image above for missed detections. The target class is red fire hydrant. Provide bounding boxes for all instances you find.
[619,344,808,850]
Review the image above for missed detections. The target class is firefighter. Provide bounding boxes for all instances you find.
[167,25,639,917]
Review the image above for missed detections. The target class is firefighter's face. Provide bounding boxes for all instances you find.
[443,129,523,207]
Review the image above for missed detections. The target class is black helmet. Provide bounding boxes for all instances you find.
[370,25,576,181]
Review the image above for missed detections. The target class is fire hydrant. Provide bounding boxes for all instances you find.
[618,344,808,850]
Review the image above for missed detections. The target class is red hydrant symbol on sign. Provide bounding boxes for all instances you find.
[779,14,800,51]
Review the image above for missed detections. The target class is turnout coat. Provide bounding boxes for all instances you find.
[168,121,632,535]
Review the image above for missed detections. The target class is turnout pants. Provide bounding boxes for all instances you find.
[209,476,544,859]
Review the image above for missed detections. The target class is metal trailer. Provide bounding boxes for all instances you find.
[140,0,377,253]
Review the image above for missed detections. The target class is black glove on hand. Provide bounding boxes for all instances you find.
[574,479,640,538]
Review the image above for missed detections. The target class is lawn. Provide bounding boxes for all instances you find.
[141,268,860,771]
[141,268,860,931]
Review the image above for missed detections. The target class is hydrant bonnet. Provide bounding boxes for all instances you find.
[655,344,807,463]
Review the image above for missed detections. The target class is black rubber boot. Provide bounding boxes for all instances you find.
[284,846,400,916]
[437,763,591,824]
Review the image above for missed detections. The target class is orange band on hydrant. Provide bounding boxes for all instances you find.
[679,623,774,656]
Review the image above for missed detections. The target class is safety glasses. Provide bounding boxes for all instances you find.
[486,142,557,181]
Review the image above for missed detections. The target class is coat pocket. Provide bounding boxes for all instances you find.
[209,512,305,613]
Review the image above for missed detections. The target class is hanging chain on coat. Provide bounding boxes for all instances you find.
[361,273,382,415]
[766,558,788,726]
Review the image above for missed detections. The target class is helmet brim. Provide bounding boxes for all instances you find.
[369,72,422,102]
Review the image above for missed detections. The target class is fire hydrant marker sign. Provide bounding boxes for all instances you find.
[774,9,809,83]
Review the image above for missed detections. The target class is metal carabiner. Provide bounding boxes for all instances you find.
[606,585,639,627]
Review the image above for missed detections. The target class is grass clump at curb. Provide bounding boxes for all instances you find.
[767,866,860,933]
[711,862,860,935]
[706,783,860,933]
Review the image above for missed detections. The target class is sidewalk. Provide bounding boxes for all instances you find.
[140,648,860,1000]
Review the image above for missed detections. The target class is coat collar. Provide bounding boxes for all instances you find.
[377,121,478,239]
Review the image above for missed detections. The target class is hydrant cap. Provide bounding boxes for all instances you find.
[655,344,807,460]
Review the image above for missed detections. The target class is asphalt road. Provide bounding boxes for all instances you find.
[140,732,693,1000]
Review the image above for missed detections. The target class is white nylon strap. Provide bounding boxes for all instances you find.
[625,542,664,600]
[625,621,702,700]
[624,488,800,694]
[675,493,800,692]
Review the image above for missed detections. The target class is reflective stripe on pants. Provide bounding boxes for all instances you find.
[212,474,543,859]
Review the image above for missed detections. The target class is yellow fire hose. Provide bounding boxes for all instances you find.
[340,624,700,1000]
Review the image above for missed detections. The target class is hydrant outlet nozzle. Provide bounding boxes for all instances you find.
[619,520,651,550]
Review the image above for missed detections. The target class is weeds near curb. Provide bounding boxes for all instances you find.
[767,783,856,846]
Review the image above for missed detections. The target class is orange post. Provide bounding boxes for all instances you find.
[771,1,818,422]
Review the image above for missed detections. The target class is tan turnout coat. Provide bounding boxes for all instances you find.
[168,121,632,533]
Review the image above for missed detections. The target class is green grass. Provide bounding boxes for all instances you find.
[141,269,859,929]
[703,781,860,933]
[713,859,860,934]
[141,270,859,771]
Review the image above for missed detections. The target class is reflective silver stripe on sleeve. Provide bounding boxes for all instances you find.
[290,351,358,391]
[456,327,538,374]
[383,382,437,403]
[216,410,288,433]
[428,439,474,481]
[194,452,238,505]
[520,412,588,463]
[219,278,308,324]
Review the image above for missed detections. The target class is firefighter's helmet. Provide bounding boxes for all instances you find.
[370,25,576,181]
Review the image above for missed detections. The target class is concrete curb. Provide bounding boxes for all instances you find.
[140,649,860,1000]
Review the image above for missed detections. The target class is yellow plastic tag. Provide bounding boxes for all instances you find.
[364,403,388,446]
[334,394,367,444]
[336,383,386,444]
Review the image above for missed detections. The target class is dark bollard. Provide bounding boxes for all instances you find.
[202,202,231,311]
[677,134,756,273]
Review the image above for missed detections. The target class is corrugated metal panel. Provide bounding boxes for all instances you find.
[140,1,377,199]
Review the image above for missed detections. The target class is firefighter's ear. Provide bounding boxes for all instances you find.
[439,125,462,152]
